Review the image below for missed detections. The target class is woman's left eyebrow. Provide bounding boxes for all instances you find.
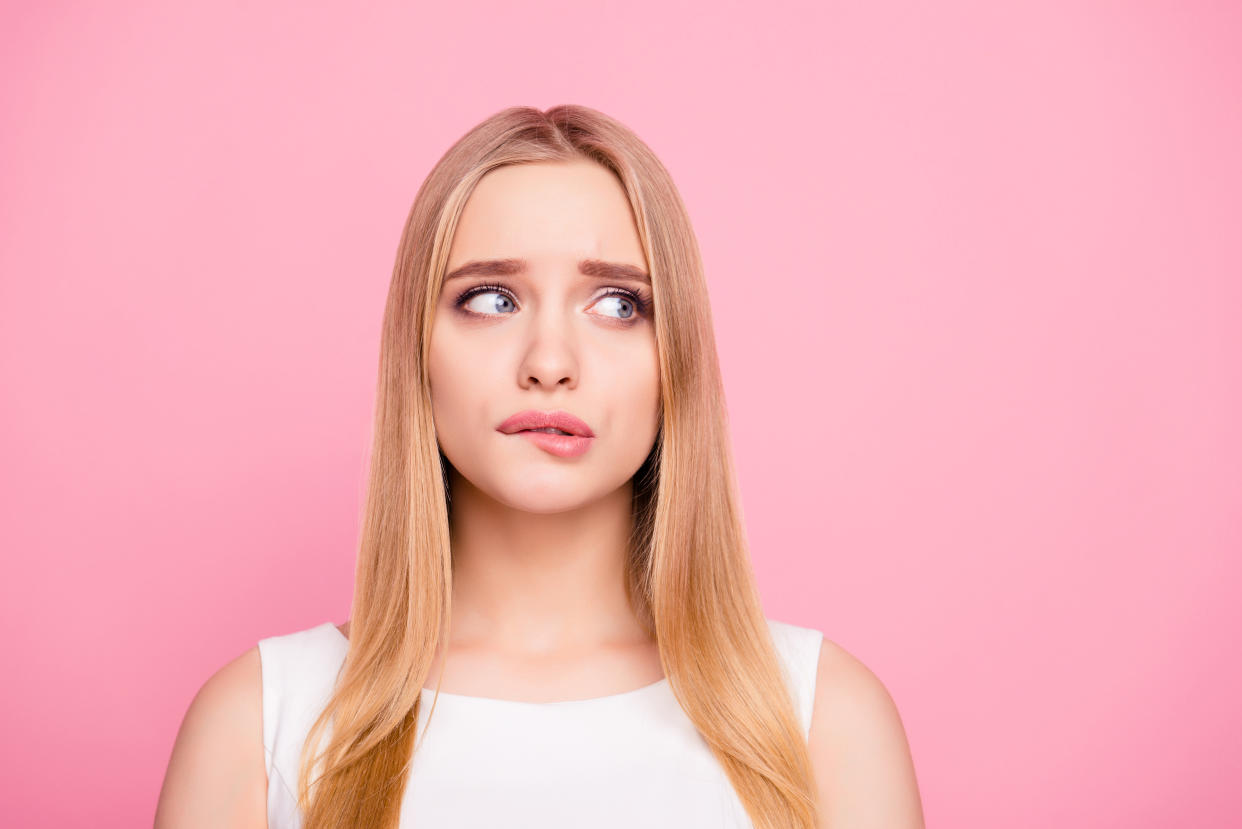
[444,258,650,284]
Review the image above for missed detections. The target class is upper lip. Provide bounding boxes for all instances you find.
[497,409,596,438]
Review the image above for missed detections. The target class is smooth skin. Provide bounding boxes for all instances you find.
[154,645,266,828]
[154,159,924,827]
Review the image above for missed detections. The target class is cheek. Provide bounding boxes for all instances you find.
[611,342,661,433]
[427,324,474,428]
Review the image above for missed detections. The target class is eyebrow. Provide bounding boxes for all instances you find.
[443,258,651,285]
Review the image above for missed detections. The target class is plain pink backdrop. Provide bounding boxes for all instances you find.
[2,1,1238,826]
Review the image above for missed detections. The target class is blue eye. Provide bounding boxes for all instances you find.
[459,286,517,315]
[592,291,644,320]
[452,283,652,321]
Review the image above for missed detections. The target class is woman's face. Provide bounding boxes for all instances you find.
[428,159,660,514]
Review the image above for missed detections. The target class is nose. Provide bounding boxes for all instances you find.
[517,305,579,391]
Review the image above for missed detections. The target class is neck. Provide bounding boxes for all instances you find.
[444,471,647,655]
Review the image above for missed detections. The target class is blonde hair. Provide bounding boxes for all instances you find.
[296,104,818,828]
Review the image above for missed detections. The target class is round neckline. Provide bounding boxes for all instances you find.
[322,621,670,707]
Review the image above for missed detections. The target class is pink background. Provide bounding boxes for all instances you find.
[2,2,1238,826]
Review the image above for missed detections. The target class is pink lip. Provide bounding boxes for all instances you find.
[510,429,594,458]
[496,409,596,438]
[497,409,596,459]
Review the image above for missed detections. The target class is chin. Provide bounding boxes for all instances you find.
[489,475,602,514]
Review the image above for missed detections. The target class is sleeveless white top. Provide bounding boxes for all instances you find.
[258,618,823,828]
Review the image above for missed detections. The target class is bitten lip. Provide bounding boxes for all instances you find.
[496,409,596,438]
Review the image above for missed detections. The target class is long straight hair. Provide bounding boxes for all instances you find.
[295,104,818,828]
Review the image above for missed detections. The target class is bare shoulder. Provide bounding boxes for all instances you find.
[154,644,268,829]
[807,638,925,829]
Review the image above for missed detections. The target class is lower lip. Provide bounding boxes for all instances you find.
[509,430,595,458]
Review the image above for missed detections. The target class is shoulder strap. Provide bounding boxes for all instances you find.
[765,618,825,740]
[257,622,348,828]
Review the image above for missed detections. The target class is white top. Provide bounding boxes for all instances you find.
[258,617,824,829]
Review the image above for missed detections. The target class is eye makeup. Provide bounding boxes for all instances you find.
[451,282,653,322]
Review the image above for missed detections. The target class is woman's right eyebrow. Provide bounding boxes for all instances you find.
[444,258,650,285]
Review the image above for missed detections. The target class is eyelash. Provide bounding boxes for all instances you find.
[452,282,653,320]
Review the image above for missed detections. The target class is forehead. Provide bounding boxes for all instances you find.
[447,160,647,272]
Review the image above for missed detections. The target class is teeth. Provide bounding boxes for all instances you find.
[527,427,573,435]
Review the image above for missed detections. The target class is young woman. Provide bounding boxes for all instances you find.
[156,105,924,829]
